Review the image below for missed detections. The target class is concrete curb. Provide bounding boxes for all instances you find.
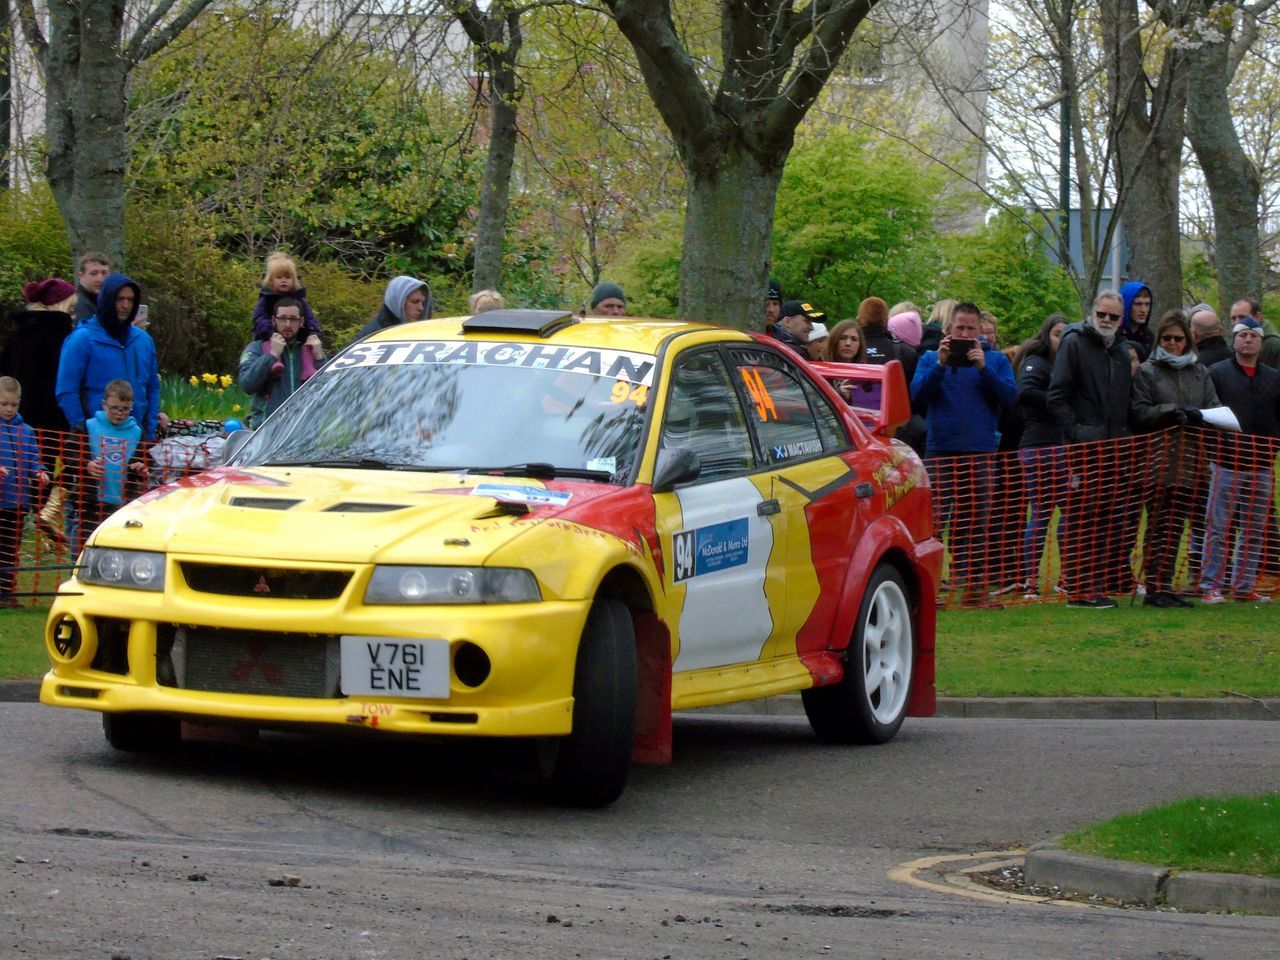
[1025,847,1280,916]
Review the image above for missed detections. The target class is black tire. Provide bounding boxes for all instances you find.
[543,598,637,807]
[802,564,914,745]
[102,713,181,753]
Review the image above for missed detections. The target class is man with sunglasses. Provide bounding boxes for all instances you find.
[1048,291,1135,608]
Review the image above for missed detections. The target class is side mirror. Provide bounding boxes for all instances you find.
[652,447,701,492]
[221,428,255,464]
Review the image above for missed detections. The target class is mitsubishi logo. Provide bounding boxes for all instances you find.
[253,575,271,594]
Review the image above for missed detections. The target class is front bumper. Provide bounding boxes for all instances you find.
[41,584,588,738]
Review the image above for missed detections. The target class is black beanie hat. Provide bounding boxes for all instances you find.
[591,281,626,309]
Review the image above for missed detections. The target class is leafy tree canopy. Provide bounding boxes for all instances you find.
[127,3,480,275]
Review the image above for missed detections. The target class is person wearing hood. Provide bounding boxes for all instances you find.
[1130,311,1219,608]
[55,272,161,441]
[1120,281,1154,360]
[1048,290,1134,608]
[0,278,78,435]
[350,276,430,346]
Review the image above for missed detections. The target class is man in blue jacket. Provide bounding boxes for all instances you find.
[55,273,161,441]
[910,301,1017,604]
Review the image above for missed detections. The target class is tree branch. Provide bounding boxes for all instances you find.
[130,0,221,64]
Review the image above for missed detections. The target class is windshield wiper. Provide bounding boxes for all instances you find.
[263,458,391,470]
[471,462,615,482]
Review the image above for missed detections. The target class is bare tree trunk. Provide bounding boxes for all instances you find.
[450,2,524,295]
[1183,4,1263,307]
[45,0,129,267]
[607,0,877,325]
[473,60,518,292]
[680,146,782,326]
[19,0,217,272]
[1100,0,1186,313]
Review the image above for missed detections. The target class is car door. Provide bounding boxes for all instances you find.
[652,349,780,673]
[723,346,865,662]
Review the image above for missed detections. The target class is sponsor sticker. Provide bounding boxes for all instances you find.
[330,340,657,386]
[771,438,823,460]
[672,518,750,582]
[471,483,572,507]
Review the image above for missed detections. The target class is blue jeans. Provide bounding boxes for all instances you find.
[1199,464,1274,595]
[1018,446,1066,586]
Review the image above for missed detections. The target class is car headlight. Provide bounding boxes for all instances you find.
[364,566,541,605]
[78,547,166,591]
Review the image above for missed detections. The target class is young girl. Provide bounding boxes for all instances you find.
[251,252,321,340]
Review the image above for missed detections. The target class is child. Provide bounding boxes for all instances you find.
[0,377,49,607]
[85,380,148,530]
[251,251,321,340]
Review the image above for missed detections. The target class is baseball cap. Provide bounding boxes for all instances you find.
[781,300,826,323]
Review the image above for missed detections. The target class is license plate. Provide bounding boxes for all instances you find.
[339,636,450,698]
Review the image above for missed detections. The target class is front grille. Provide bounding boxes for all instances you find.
[157,625,340,698]
[180,562,351,599]
[90,617,130,675]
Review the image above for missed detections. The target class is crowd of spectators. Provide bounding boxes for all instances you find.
[765,280,1280,610]
[0,255,1277,612]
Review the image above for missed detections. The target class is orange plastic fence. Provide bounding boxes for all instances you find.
[0,426,224,604]
[2,424,1276,608]
[924,425,1277,607]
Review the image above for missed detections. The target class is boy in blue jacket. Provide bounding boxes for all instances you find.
[85,379,147,531]
[0,377,50,606]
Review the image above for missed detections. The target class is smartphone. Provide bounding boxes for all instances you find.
[946,338,976,367]
[134,304,150,329]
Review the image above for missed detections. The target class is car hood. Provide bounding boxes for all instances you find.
[97,466,615,566]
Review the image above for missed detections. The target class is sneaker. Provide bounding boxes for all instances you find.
[1232,592,1272,604]
[1135,584,1147,598]
[1201,590,1227,605]
[1143,591,1193,609]
[991,581,1029,597]
[1022,588,1042,600]
[1067,596,1117,609]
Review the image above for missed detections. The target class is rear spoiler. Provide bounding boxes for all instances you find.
[808,359,911,439]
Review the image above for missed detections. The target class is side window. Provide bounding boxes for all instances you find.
[730,349,844,465]
[659,351,756,483]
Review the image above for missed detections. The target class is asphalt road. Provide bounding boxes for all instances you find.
[3,704,1277,959]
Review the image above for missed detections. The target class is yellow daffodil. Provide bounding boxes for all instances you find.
[201,372,217,385]
[219,374,233,388]
[232,404,241,412]
[188,375,199,387]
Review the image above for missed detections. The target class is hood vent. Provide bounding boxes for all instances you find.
[230,497,302,510]
[324,502,407,513]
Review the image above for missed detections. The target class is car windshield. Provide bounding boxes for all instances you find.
[235,340,655,483]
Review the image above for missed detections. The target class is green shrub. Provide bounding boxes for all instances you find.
[608,211,682,319]
[0,184,73,314]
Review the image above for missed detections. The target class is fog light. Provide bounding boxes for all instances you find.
[52,616,82,660]
[453,642,491,688]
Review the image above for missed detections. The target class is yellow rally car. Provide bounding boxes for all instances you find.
[43,310,942,806]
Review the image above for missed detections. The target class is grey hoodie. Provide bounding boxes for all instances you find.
[349,276,431,345]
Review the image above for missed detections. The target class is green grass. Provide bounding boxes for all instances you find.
[936,603,1278,698]
[4,596,1278,695]
[1062,794,1280,878]
[0,608,49,679]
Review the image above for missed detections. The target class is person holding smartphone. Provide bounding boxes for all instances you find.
[909,302,1017,607]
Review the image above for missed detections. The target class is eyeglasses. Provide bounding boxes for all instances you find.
[1095,311,1122,322]
[106,404,133,414]
[1160,334,1186,343]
